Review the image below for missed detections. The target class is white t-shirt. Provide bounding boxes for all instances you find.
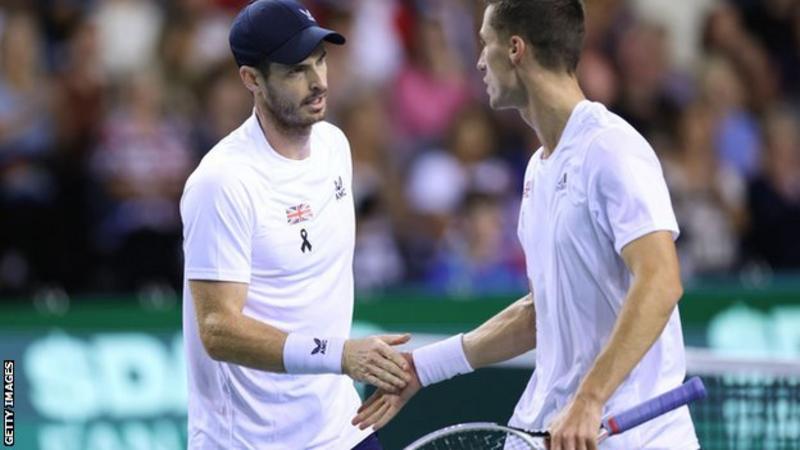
[180,114,371,449]
[510,101,699,449]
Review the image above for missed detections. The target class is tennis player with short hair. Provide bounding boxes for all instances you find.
[180,1,410,449]
[354,1,699,449]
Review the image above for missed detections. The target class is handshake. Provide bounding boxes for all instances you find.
[342,333,473,431]
[284,330,471,430]
[281,330,475,430]
[342,333,422,431]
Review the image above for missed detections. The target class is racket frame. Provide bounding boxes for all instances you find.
[404,377,707,449]
[404,422,546,450]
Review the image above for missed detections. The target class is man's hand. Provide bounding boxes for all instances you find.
[547,394,603,450]
[343,334,412,393]
[351,353,421,430]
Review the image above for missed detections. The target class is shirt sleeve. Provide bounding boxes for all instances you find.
[180,167,254,282]
[585,127,679,255]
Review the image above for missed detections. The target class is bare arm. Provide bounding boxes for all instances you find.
[191,280,288,371]
[574,230,683,405]
[190,279,411,390]
[463,293,536,369]
[548,230,683,450]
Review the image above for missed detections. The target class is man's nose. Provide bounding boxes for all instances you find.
[308,69,326,92]
[477,51,486,72]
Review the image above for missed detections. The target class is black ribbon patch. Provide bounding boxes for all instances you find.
[300,228,312,253]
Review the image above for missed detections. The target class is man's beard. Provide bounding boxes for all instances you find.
[264,88,325,133]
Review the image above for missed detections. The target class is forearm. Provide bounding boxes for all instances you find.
[575,276,681,404]
[200,310,288,372]
[411,293,535,387]
[463,293,536,369]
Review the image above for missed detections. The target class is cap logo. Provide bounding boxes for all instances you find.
[299,8,316,22]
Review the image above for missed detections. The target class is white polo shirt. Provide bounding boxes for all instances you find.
[509,101,699,449]
[180,114,371,449]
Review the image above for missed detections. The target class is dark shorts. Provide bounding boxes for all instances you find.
[352,433,382,450]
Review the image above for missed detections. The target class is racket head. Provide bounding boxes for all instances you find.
[403,422,548,450]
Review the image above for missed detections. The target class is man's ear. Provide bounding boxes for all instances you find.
[509,35,527,66]
[239,66,261,95]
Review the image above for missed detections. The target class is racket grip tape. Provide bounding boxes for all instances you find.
[601,377,706,436]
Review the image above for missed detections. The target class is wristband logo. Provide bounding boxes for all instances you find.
[311,338,328,355]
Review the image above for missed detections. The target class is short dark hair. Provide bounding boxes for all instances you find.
[257,58,272,80]
[485,0,585,74]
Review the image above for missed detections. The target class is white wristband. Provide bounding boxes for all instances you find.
[412,333,474,386]
[282,333,345,374]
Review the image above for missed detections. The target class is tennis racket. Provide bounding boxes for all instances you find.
[403,376,707,450]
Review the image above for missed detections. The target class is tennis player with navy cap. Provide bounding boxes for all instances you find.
[180,1,409,449]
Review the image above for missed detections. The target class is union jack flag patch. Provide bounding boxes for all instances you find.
[286,203,314,224]
[523,180,533,198]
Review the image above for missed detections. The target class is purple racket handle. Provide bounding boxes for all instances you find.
[600,377,706,437]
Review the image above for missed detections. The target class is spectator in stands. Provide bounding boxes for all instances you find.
[390,13,474,150]
[1,0,800,297]
[663,102,746,278]
[0,11,56,295]
[89,70,193,292]
[339,90,406,293]
[334,0,405,90]
[735,0,800,98]
[405,104,512,217]
[49,18,108,292]
[746,106,800,270]
[578,49,619,106]
[0,12,55,165]
[404,104,515,285]
[426,192,526,297]
[192,62,252,158]
[700,56,761,179]
[91,0,164,80]
[701,2,779,112]
[611,21,682,142]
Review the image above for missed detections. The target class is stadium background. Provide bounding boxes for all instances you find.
[0,0,799,449]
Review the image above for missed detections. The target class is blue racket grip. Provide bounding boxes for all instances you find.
[601,377,706,436]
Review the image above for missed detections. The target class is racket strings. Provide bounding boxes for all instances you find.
[414,429,547,450]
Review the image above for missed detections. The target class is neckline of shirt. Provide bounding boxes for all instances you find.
[538,99,594,165]
[246,112,317,167]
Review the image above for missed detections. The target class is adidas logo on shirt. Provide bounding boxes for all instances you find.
[556,173,568,191]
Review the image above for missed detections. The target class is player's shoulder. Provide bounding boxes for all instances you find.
[579,106,655,165]
[184,132,258,201]
[189,146,246,186]
[571,102,640,146]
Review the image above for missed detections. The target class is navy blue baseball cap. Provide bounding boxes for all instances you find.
[229,0,345,67]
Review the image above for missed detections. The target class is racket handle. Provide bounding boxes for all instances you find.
[600,377,706,437]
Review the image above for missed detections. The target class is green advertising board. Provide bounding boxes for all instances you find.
[1,282,799,449]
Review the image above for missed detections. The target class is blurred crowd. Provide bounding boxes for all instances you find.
[0,0,799,300]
